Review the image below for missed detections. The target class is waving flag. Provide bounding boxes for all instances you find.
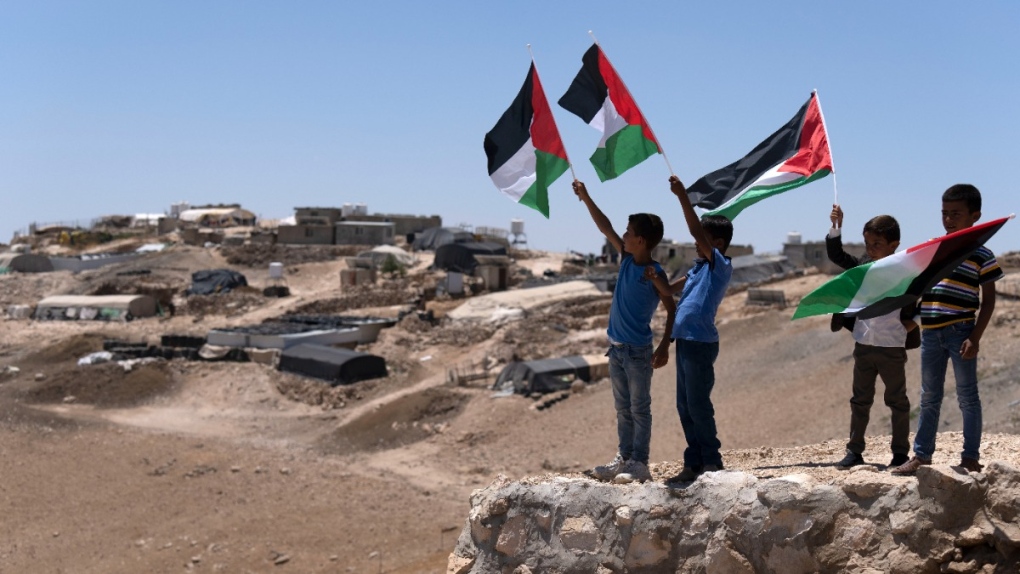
[687,92,833,221]
[793,216,1011,321]
[485,63,570,218]
[558,44,660,182]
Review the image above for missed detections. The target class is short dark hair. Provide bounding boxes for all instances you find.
[863,215,900,243]
[943,184,981,213]
[628,213,664,250]
[701,215,733,253]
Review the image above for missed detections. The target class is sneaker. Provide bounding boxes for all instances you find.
[959,457,984,473]
[836,451,865,469]
[891,456,931,476]
[586,454,626,482]
[665,466,702,484]
[889,453,910,467]
[613,460,652,484]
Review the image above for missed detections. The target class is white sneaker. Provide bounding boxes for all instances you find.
[613,460,652,484]
[587,454,626,482]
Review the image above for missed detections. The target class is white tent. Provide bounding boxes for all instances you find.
[357,245,416,267]
[34,295,158,320]
[178,208,256,227]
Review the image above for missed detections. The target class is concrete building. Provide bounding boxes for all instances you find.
[294,207,344,226]
[343,213,442,237]
[277,225,335,245]
[334,221,395,246]
[782,231,864,274]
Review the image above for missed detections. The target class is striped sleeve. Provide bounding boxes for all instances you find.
[977,247,1004,284]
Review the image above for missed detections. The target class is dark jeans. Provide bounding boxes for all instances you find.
[675,339,722,468]
[847,343,910,456]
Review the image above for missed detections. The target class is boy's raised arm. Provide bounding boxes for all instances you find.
[669,176,714,264]
[573,180,624,255]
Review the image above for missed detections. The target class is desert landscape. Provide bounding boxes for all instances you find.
[3,239,1020,573]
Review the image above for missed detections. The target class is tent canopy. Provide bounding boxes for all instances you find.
[179,208,256,227]
[278,344,387,386]
[494,355,606,395]
[35,295,158,319]
[0,253,53,273]
[186,269,249,296]
[411,227,475,251]
[358,245,415,267]
[433,242,507,273]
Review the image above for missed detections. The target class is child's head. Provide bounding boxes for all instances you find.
[700,215,733,256]
[623,213,664,254]
[862,215,900,260]
[941,184,982,234]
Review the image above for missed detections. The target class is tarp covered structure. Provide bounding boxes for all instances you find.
[0,253,53,273]
[433,242,507,273]
[186,269,249,295]
[357,245,415,267]
[34,295,158,320]
[278,344,387,386]
[493,354,609,394]
[178,208,256,227]
[411,227,475,251]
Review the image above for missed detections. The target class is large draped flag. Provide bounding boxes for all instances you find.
[793,216,1011,321]
[687,92,833,221]
[558,44,660,182]
[484,63,570,218]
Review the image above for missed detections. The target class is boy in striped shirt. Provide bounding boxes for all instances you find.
[892,184,1003,475]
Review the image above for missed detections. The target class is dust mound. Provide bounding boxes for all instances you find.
[20,333,107,368]
[318,387,469,455]
[26,362,176,407]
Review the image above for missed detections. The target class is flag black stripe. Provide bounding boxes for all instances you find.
[557,44,608,125]
[484,65,535,176]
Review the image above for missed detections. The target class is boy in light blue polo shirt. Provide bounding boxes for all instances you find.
[572,179,676,484]
[647,175,733,483]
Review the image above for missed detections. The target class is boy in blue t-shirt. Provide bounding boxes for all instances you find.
[647,175,733,483]
[572,180,676,484]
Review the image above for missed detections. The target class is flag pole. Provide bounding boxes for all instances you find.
[588,30,676,177]
[814,89,839,205]
[528,44,577,182]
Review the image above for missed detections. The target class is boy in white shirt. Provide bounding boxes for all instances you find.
[827,205,918,469]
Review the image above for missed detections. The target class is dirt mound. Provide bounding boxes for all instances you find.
[25,361,176,407]
[221,244,365,267]
[293,281,419,313]
[317,387,469,455]
[180,286,267,316]
[19,333,107,368]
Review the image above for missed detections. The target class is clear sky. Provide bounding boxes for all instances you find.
[3,1,1018,256]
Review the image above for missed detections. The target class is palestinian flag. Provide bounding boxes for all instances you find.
[484,63,570,218]
[687,92,833,221]
[558,44,660,182]
[793,216,1011,321]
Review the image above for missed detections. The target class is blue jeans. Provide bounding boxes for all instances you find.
[675,339,722,468]
[608,343,654,464]
[913,322,981,461]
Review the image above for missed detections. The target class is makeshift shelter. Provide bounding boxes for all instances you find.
[357,245,415,267]
[278,344,387,386]
[34,295,158,321]
[178,207,256,227]
[0,253,53,273]
[493,355,609,394]
[185,269,248,295]
[411,227,474,251]
[433,242,507,273]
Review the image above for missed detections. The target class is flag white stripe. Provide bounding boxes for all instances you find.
[589,98,628,149]
[709,164,802,213]
[489,139,537,201]
[844,244,939,312]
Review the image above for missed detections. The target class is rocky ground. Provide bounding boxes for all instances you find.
[1,243,1020,573]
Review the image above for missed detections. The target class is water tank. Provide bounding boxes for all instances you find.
[170,202,190,219]
[354,203,368,216]
[341,203,354,217]
[269,262,284,279]
[786,231,802,245]
[510,219,525,235]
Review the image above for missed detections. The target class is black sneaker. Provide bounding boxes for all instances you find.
[836,451,864,469]
[889,453,909,467]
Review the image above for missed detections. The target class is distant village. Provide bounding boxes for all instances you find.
[1,201,866,287]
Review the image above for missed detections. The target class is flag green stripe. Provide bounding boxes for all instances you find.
[590,124,658,182]
[707,169,831,221]
[518,149,569,218]
[792,261,873,319]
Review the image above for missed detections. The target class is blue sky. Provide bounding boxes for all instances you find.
[2,1,1018,256]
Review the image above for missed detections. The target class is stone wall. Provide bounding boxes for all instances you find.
[449,463,1020,573]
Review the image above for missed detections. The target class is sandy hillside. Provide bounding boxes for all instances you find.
[2,245,1020,573]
